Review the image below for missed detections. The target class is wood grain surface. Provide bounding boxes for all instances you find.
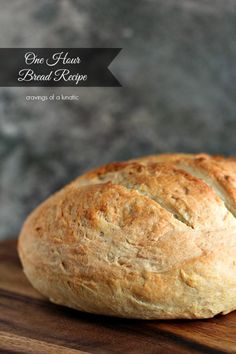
[1,239,236,354]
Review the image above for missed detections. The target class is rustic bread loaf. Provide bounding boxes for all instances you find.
[18,153,236,319]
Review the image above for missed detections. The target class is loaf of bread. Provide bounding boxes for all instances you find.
[18,153,236,319]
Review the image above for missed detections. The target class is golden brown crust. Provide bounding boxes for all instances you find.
[18,153,236,319]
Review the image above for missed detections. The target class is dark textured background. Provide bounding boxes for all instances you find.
[1,0,236,239]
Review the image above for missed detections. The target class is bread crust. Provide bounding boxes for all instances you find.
[18,153,236,319]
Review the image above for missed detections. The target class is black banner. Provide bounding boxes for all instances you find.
[0,48,121,87]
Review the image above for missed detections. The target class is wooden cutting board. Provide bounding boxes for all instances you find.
[1,240,236,354]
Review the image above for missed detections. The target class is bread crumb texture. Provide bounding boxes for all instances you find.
[18,153,236,319]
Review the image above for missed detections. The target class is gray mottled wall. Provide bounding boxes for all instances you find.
[1,0,236,239]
